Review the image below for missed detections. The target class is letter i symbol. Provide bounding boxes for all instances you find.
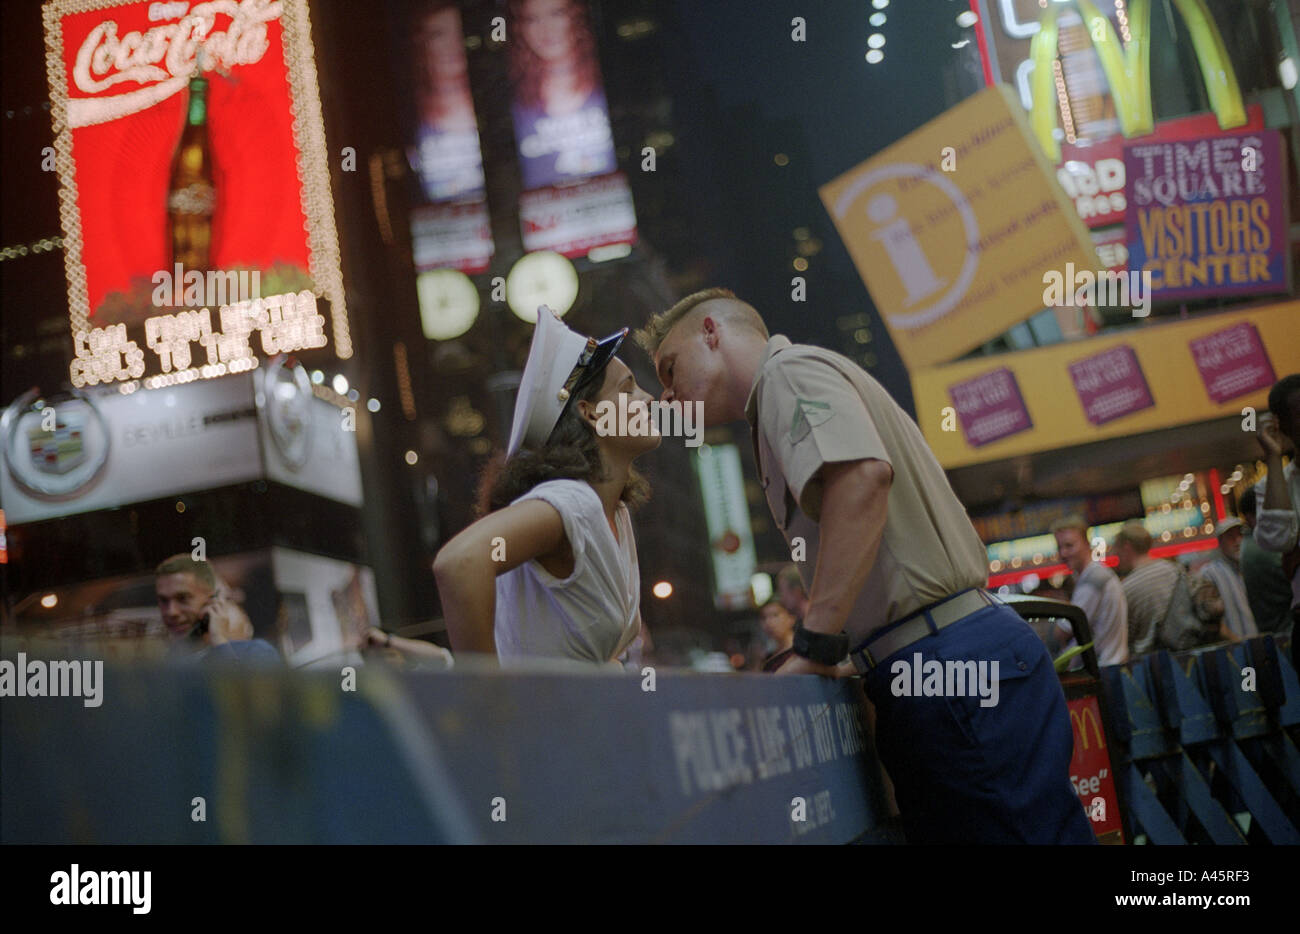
[866,193,944,306]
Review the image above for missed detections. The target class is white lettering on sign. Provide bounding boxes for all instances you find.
[70,324,146,387]
[669,702,865,798]
[69,0,282,127]
[71,290,325,388]
[1071,767,1109,798]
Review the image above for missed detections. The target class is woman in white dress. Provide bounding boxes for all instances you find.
[434,307,661,665]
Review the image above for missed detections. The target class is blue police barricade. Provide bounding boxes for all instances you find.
[0,653,903,844]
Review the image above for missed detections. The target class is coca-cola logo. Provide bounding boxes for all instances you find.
[66,0,282,128]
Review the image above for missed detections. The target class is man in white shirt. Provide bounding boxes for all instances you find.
[1051,515,1128,666]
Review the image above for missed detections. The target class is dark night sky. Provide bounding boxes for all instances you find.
[668,0,981,411]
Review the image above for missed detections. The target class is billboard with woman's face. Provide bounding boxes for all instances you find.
[411,1,486,202]
[508,0,617,190]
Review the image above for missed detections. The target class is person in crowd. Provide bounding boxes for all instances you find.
[1050,515,1128,665]
[1200,518,1258,640]
[434,308,659,666]
[639,287,1094,844]
[775,564,809,622]
[1238,487,1293,633]
[1254,374,1300,652]
[1112,522,1232,655]
[757,597,797,671]
[1113,522,1177,657]
[154,555,281,664]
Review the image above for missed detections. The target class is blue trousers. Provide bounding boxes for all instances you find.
[861,601,1098,844]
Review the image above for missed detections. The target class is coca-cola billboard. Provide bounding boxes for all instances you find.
[43,0,350,389]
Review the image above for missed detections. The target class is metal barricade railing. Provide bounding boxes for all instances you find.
[1102,634,1300,844]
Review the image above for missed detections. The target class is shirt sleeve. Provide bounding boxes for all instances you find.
[760,353,892,521]
[1070,576,1103,623]
[1255,508,1299,554]
[515,480,597,587]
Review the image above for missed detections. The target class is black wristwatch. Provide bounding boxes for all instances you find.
[791,622,850,665]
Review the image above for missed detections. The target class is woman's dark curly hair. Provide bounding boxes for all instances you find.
[476,365,651,516]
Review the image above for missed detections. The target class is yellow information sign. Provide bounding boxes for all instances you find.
[819,85,1097,371]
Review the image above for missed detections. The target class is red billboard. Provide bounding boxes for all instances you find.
[42,0,349,388]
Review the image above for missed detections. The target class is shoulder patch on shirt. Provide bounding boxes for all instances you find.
[790,398,832,443]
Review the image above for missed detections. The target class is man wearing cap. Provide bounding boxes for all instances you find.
[435,307,660,665]
[1200,518,1259,641]
[637,289,1095,844]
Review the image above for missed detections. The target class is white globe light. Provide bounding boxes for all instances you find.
[868,33,886,49]
[332,374,348,395]
[506,251,580,322]
[866,49,884,63]
[416,268,481,340]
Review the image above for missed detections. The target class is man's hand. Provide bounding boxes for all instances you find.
[1259,412,1285,457]
[774,653,841,678]
[205,595,253,646]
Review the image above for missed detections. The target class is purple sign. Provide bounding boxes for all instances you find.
[1189,322,1277,404]
[409,2,486,203]
[1125,129,1290,300]
[507,0,618,191]
[1068,346,1155,426]
[948,368,1033,447]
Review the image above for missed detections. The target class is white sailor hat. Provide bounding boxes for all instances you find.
[507,306,628,456]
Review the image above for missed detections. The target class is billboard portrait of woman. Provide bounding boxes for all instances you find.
[508,0,617,189]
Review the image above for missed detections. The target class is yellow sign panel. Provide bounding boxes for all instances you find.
[819,85,1097,371]
[912,301,1300,469]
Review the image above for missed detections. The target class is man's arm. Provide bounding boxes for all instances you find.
[1256,413,1298,553]
[776,458,892,677]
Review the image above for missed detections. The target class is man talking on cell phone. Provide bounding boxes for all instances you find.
[154,555,281,664]
[638,289,1095,844]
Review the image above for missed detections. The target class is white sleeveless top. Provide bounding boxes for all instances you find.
[494,479,641,665]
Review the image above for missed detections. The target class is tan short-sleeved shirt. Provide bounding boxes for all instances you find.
[746,336,988,646]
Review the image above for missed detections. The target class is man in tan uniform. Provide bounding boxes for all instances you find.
[637,288,1094,844]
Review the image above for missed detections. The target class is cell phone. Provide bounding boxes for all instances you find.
[190,610,211,640]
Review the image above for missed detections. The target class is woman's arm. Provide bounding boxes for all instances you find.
[432,499,568,655]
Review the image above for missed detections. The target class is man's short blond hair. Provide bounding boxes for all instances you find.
[634,287,768,354]
[1049,515,1089,539]
[1112,522,1152,554]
